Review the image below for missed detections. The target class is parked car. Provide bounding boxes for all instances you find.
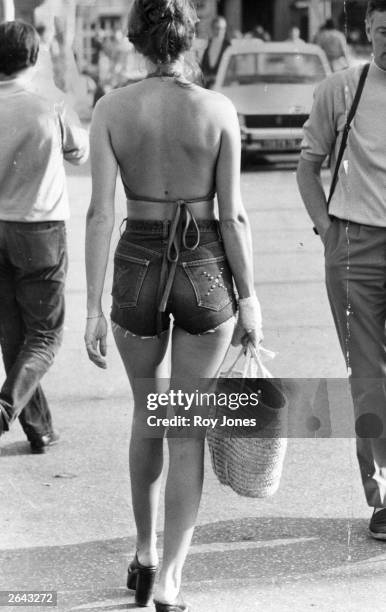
[213,40,331,158]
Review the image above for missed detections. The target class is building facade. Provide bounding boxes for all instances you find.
[2,0,369,68]
[332,0,369,43]
[219,0,333,41]
[13,0,45,22]
[0,0,14,20]
[73,0,219,67]
[219,0,368,43]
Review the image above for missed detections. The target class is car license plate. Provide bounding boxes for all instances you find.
[258,139,301,150]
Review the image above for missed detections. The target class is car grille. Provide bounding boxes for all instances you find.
[245,114,309,128]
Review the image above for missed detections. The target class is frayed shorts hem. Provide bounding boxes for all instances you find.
[111,316,234,340]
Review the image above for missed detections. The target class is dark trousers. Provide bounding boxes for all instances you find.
[325,217,386,507]
[0,220,67,442]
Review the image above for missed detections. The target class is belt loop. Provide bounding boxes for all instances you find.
[216,220,222,241]
[119,218,127,237]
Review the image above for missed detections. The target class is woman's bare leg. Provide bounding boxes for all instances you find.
[113,324,170,566]
[155,318,234,603]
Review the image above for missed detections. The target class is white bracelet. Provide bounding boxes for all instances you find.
[238,296,257,306]
[237,295,262,329]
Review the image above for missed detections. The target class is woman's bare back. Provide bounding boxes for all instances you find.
[99,78,230,219]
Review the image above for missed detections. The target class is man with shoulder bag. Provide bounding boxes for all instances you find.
[297,0,386,538]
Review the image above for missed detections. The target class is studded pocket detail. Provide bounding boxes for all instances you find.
[182,256,234,311]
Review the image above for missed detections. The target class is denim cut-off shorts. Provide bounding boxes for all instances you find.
[110,220,237,337]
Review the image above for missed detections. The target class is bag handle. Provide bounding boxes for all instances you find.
[221,344,273,379]
[222,346,249,377]
[247,343,273,379]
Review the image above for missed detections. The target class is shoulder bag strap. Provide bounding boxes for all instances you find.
[326,62,370,208]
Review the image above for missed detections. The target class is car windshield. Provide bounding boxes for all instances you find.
[223,52,326,86]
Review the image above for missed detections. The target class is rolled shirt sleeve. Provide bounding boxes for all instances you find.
[300,76,340,162]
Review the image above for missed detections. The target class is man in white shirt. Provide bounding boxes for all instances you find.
[0,20,89,452]
[297,0,386,538]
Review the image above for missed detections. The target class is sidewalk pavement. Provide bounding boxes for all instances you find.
[1,162,386,612]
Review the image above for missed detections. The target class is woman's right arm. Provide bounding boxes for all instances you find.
[215,98,262,346]
[85,99,118,368]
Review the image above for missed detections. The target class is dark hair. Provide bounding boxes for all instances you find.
[35,25,47,37]
[324,18,336,30]
[128,0,197,65]
[366,0,386,18]
[0,20,39,76]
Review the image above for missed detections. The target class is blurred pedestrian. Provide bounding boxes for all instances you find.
[90,24,105,69]
[286,26,306,45]
[252,24,271,41]
[108,29,132,88]
[34,24,55,82]
[314,18,349,71]
[84,0,262,609]
[201,15,231,88]
[231,28,243,40]
[297,0,386,539]
[0,21,89,453]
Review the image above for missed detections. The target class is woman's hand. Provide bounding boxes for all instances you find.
[84,314,108,369]
[231,295,263,348]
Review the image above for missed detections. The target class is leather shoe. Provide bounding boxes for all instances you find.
[154,598,190,611]
[30,431,60,454]
[369,508,386,540]
[127,552,157,607]
[0,404,9,436]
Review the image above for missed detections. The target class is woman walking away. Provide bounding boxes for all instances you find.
[84,1,262,610]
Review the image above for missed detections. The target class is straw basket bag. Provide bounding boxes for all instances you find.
[207,344,288,498]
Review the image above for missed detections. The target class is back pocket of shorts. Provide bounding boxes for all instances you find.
[182,256,234,311]
[112,253,150,308]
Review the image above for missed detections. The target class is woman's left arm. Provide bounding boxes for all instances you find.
[85,100,118,368]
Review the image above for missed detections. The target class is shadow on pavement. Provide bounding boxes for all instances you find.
[189,516,385,586]
[1,517,385,610]
[0,441,36,456]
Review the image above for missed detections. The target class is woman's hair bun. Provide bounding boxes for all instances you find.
[143,0,173,25]
[128,0,197,65]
